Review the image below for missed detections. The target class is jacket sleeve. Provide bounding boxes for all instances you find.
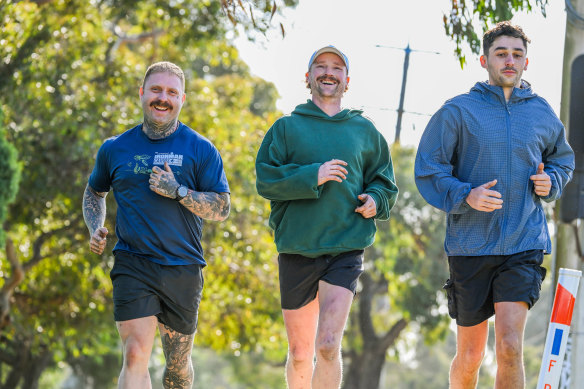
[255,120,322,201]
[540,122,575,202]
[414,106,472,214]
[363,133,398,221]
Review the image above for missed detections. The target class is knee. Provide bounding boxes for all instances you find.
[456,347,485,371]
[288,343,314,365]
[123,341,151,369]
[316,334,341,362]
[497,334,522,362]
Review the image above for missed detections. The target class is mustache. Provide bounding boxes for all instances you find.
[316,74,340,83]
[150,100,172,109]
[502,67,517,73]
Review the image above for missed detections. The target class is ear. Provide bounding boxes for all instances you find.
[524,57,529,70]
[139,86,144,97]
[182,93,186,103]
[346,76,350,84]
[480,55,487,69]
[305,72,309,82]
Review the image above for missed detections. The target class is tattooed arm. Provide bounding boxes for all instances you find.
[82,184,109,254]
[149,162,231,221]
[180,191,230,221]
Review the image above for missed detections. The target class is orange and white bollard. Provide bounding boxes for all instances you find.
[537,268,582,389]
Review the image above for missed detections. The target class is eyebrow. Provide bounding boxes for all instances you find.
[493,46,525,52]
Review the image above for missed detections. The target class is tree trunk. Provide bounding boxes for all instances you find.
[0,338,53,389]
[343,340,391,389]
[342,272,408,389]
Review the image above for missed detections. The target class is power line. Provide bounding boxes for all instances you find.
[376,43,440,143]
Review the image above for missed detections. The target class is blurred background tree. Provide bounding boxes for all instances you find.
[0,0,296,387]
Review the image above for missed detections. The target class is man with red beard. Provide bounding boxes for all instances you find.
[415,22,574,388]
[83,61,230,388]
[256,46,398,388]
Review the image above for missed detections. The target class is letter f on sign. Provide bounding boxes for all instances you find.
[548,360,556,372]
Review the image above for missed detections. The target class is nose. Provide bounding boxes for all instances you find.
[505,54,515,67]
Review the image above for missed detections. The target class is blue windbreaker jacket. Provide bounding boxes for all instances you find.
[415,81,575,256]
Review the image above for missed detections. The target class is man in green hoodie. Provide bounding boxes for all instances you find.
[256,45,398,389]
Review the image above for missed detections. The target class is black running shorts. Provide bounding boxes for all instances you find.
[110,250,204,335]
[278,250,364,310]
[444,249,546,327]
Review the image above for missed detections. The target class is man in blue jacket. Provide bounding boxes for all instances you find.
[415,22,574,388]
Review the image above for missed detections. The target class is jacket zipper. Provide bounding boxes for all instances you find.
[502,102,512,253]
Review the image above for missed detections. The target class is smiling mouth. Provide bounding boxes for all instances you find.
[151,101,172,111]
[317,76,339,86]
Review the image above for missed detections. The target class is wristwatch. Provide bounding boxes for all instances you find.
[175,185,188,201]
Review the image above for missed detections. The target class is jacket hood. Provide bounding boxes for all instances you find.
[291,99,363,121]
[470,80,537,105]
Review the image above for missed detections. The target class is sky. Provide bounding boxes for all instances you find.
[235,0,567,146]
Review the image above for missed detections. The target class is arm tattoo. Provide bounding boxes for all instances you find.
[82,185,107,235]
[181,192,230,221]
[160,324,195,389]
[156,174,179,198]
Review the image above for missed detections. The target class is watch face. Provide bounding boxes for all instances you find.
[177,185,188,198]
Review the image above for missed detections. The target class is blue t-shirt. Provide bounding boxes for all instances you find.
[88,122,230,266]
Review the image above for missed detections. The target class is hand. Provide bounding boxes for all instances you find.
[355,194,376,219]
[318,159,348,185]
[89,227,108,255]
[149,162,180,198]
[530,163,551,197]
[466,179,503,212]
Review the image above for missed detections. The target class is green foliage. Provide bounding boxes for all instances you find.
[344,145,450,368]
[0,115,20,247]
[443,0,548,66]
[0,0,297,386]
[374,145,449,339]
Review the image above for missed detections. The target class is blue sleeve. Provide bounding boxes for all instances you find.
[196,145,230,194]
[540,122,575,202]
[88,140,112,193]
[414,105,472,214]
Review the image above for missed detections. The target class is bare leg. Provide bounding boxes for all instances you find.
[312,281,354,389]
[116,316,158,389]
[159,323,195,389]
[282,297,319,389]
[449,320,488,389]
[494,301,528,389]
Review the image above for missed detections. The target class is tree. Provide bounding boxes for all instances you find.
[342,145,450,389]
[443,0,549,66]
[0,0,297,387]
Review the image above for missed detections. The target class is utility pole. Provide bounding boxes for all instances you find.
[556,1,584,387]
[375,44,439,144]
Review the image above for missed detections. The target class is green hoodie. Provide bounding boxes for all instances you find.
[256,100,398,258]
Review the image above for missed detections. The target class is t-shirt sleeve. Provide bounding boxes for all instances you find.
[196,145,230,194]
[88,140,112,193]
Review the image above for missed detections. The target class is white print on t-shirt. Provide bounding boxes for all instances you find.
[153,152,184,167]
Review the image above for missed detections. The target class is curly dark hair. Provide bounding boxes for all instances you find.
[483,21,531,55]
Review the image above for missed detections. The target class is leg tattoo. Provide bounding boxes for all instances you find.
[160,324,195,389]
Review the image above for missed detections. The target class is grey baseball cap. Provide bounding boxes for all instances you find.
[307,45,349,74]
